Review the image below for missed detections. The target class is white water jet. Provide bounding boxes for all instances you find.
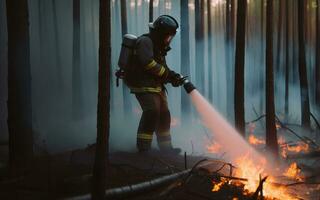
[189,89,264,162]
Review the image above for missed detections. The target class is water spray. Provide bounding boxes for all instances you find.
[180,78,298,199]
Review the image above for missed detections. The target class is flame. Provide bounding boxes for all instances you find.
[283,162,303,181]
[277,136,286,145]
[248,134,265,145]
[233,154,297,200]
[287,142,309,153]
[280,141,309,158]
[211,178,227,192]
[207,141,222,154]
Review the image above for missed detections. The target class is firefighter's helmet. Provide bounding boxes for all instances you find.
[149,15,179,36]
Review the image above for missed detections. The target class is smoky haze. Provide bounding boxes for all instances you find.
[0,0,319,156]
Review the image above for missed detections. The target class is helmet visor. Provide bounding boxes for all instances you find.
[164,35,175,45]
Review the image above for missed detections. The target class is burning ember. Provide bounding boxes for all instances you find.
[248,134,265,145]
[211,177,228,192]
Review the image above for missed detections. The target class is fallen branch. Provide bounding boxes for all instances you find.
[275,115,319,148]
[246,114,266,124]
[63,169,191,200]
[251,175,268,200]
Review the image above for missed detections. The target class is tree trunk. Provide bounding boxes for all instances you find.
[298,0,311,129]
[285,0,289,118]
[52,0,63,91]
[259,0,264,114]
[207,0,213,102]
[149,0,153,22]
[91,0,110,199]
[6,0,34,176]
[195,0,205,94]
[265,0,278,158]
[180,0,191,117]
[234,0,247,137]
[120,0,132,116]
[275,0,283,74]
[72,0,84,120]
[225,0,235,119]
[316,0,320,111]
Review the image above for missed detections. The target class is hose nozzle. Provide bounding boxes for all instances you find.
[183,79,196,94]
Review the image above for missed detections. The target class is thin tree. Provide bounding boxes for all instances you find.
[72,0,84,120]
[225,0,235,118]
[265,0,278,157]
[149,0,153,22]
[180,0,191,117]
[259,0,264,114]
[6,0,34,175]
[234,0,247,137]
[316,0,320,111]
[120,0,132,116]
[207,0,213,102]
[52,0,63,90]
[284,0,289,118]
[298,0,311,129]
[195,0,205,94]
[275,0,283,74]
[91,0,110,199]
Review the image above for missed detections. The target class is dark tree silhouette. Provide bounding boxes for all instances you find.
[6,0,34,175]
[265,0,278,158]
[195,0,205,94]
[275,0,283,74]
[225,0,235,118]
[298,0,311,129]
[52,0,62,90]
[180,0,191,117]
[149,0,153,22]
[234,0,247,137]
[207,0,213,102]
[316,0,320,111]
[285,0,290,117]
[120,0,132,116]
[259,0,264,114]
[92,0,110,199]
[72,0,84,120]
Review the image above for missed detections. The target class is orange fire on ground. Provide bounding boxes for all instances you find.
[248,134,265,145]
[189,90,298,199]
[283,162,303,181]
[233,156,298,200]
[280,141,310,158]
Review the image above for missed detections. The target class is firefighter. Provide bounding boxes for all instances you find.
[131,15,184,154]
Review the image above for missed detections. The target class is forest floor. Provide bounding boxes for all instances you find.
[0,144,319,200]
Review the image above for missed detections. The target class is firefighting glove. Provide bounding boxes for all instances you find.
[168,71,186,87]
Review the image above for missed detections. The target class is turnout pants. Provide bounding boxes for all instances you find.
[135,91,173,151]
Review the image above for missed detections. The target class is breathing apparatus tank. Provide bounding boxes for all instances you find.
[116,34,137,86]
